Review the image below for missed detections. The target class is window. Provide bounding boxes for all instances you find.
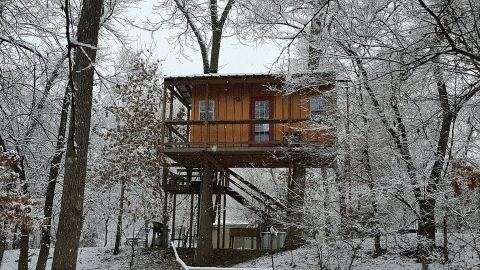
[310,96,327,120]
[199,100,215,120]
[254,100,270,142]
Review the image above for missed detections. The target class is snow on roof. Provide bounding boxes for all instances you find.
[163,72,284,81]
[163,71,334,82]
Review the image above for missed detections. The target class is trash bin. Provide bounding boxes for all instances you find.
[152,222,164,247]
[276,232,286,249]
[261,232,272,250]
[152,237,162,246]
[261,231,287,250]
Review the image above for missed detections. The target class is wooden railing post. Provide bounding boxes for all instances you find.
[222,172,227,249]
[168,86,174,142]
[160,83,169,247]
[187,106,191,146]
[204,83,209,148]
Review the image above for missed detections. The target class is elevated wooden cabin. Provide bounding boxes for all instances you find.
[161,73,336,168]
[159,73,337,252]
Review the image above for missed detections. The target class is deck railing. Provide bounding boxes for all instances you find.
[163,118,334,148]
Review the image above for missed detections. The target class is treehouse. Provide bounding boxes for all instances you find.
[161,73,336,169]
[159,73,337,253]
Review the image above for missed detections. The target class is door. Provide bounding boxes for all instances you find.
[250,96,274,145]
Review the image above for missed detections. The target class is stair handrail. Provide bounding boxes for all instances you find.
[204,153,286,210]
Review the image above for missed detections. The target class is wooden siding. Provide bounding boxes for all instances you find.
[189,82,334,147]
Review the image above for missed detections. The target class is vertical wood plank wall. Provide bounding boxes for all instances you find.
[190,82,332,147]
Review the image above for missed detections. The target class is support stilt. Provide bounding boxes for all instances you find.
[285,160,306,249]
[189,192,194,248]
[222,174,227,249]
[171,194,177,244]
[194,159,214,265]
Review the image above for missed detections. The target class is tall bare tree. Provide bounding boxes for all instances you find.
[156,0,235,73]
[51,0,104,268]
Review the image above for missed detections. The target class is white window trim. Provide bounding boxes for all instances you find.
[309,96,327,119]
[199,100,215,120]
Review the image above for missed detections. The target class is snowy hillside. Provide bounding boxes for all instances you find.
[3,234,479,270]
[1,247,181,270]
[235,234,480,270]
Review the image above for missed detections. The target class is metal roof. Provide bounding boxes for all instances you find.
[163,72,335,106]
[163,72,283,81]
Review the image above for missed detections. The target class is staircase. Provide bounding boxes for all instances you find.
[165,156,286,219]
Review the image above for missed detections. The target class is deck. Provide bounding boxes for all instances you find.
[164,145,336,168]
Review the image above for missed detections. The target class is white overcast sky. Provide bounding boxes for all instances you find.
[115,1,286,76]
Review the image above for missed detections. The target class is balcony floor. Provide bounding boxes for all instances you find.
[163,146,335,168]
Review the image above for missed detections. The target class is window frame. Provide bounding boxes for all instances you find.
[249,96,274,145]
[199,100,215,120]
[309,96,327,120]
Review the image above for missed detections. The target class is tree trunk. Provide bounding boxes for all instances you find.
[285,161,306,249]
[417,57,454,265]
[308,10,322,70]
[15,154,29,270]
[209,29,222,73]
[359,90,382,256]
[343,86,352,238]
[104,218,109,247]
[0,231,6,266]
[418,198,436,266]
[443,213,448,263]
[36,83,71,270]
[18,225,29,270]
[194,159,213,266]
[364,146,382,257]
[321,168,331,240]
[207,0,234,73]
[113,176,126,255]
[51,0,103,268]
[161,167,169,247]
[144,219,149,248]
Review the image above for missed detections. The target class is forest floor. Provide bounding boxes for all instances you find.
[1,246,267,269]
[1,234,479,269]
[1,247,181,270]
[235,233,480,270]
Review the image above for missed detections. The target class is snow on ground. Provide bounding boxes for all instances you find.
[235,234,480,270]
[2,234,479,270]
[1,247,181,270]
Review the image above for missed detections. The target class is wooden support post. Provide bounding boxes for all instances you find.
[168,86,174,141]
[188,171,194,248]
[288,94,292,134]
[222,174,227,249]
[160,83,169,247]
[160,85,168,153]
[216,174,221,249]
[194,158,214,265]
[204,83,209,148]
[171,194,177,244]
[285,160,306,249]
[196,186,201,243]
[169,86,174,118]
[187,106,191,146]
